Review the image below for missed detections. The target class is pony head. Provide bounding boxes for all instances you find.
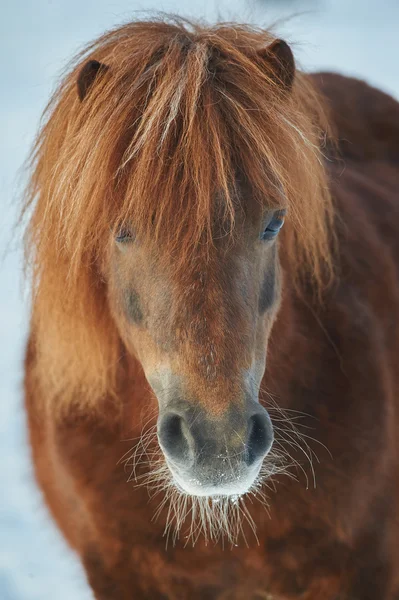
[25,19,332,509]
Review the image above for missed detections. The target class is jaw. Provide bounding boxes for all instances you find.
[147,457,268,547]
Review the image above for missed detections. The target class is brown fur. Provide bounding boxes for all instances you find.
[24,18,399,600]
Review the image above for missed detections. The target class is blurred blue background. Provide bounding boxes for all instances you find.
[1,1,398,598]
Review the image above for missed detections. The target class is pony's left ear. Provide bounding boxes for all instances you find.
[259,39,295,91]
[77,60,109,101]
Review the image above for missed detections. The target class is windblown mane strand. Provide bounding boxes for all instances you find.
[23,17,334,409]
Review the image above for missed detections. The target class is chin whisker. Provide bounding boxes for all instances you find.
[120,401,317,547]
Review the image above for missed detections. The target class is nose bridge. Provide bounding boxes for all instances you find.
[173,318,255,418]
[171,259,255,385]
[183,370,247,417]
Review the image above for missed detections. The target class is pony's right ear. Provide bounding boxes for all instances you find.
[258,39,295,92]
[77,60,109,101]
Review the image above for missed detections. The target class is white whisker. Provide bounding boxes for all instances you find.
[119,393,331,546]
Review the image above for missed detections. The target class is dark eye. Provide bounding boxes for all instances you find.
[115,228,134,243]
[260,209,286,241]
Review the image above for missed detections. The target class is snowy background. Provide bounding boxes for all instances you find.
[1,0,398,598]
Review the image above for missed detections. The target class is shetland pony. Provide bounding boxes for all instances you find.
[24,18,399,600]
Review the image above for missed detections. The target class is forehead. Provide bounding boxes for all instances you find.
[117,177,278,254]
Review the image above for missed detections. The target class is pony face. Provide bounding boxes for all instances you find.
[25,20,333,536]
[107,203,285,497]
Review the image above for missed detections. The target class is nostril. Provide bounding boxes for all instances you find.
[246,411,273,467]
[157,413,192,465]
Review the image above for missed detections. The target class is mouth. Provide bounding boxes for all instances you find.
[151,411,275,544]
[149,456,271,547]
[124,399,314,547]
[126,432,290,547]
[166,457,264,498]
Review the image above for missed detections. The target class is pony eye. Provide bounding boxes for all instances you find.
[115,228,134,243]
[260,210,286,241]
